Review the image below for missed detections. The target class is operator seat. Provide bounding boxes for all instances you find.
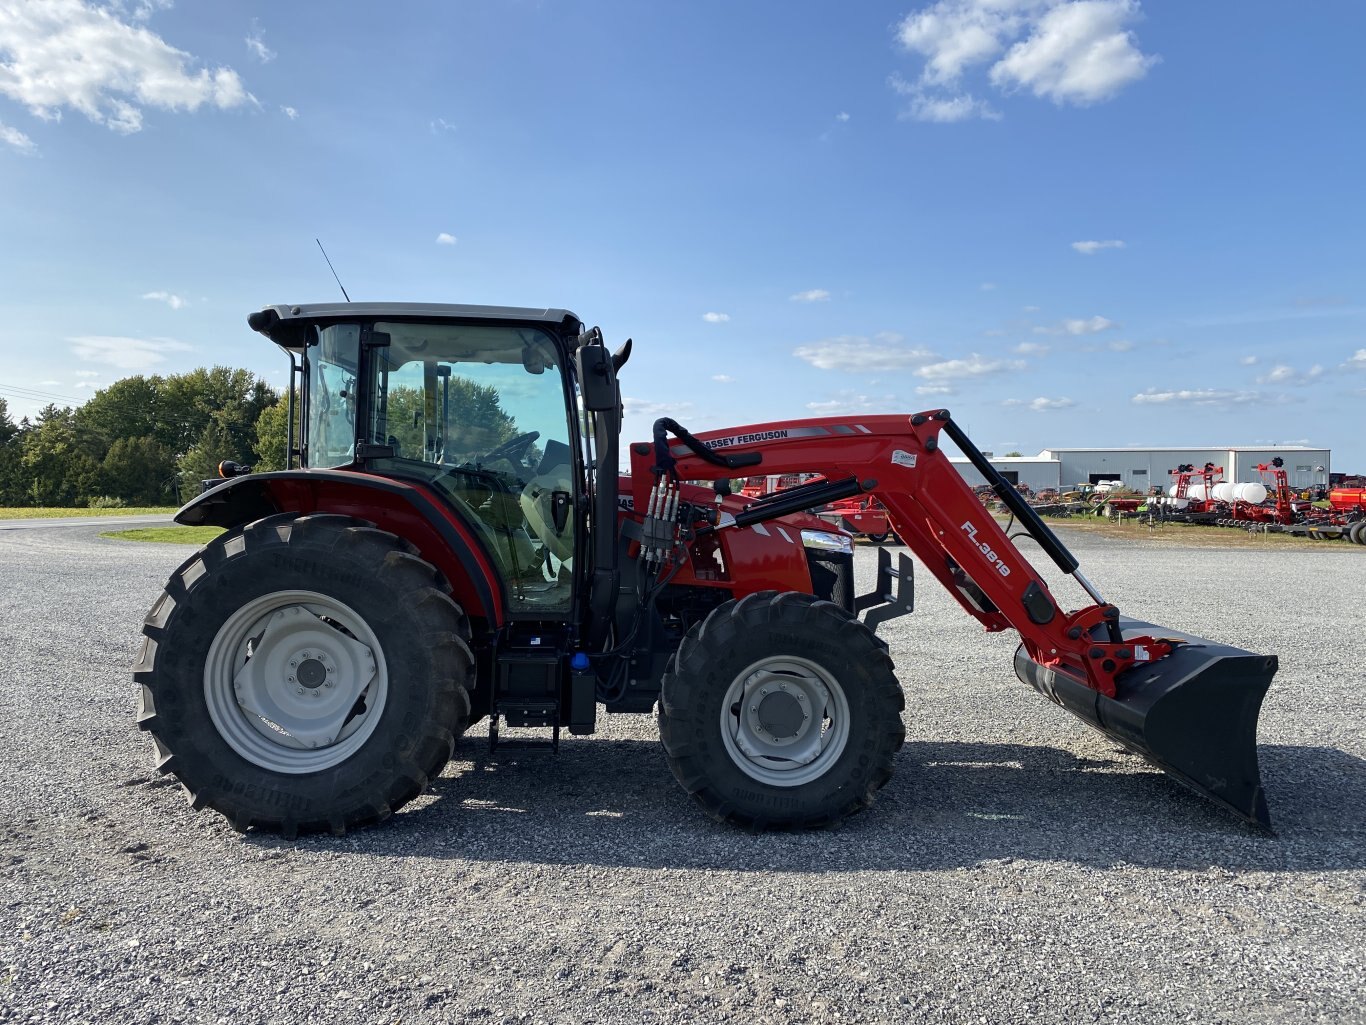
[520,440,575,562]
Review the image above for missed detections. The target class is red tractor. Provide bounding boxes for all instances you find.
[136,302,1278,837]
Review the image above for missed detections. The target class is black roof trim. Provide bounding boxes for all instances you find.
[249,302,582,351]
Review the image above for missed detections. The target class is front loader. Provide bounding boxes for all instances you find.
[135,302,1276,837]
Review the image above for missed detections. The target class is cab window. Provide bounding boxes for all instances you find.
[364,321,576,614]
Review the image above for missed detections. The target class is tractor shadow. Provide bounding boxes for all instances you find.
[341,738,1366,874]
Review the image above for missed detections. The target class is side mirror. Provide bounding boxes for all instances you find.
[575,342,619,413]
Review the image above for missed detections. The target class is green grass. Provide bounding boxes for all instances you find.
[0,506,178,519]
[100,526,224,545]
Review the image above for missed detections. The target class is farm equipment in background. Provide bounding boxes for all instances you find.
[136,300,1279,839]
[1228,459,1299,526]
[738,473,806,500]
[740,474,899,543]
[1327,487,1366,545]
[816,492,897,543]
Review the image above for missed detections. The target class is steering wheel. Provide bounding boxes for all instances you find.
[477,431,540,468]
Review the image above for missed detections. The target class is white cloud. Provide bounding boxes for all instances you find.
[836,111,850,122]
[805,391,900,415]
[0,120,36,153]
[70,334,191,370]
[118,1,173,22]
[245,21,274,62]
[1036,315,1117,335]
[916,354,1025,380]
[915,384,955,396]
[980,282,996,291]
[790,288,831,303]
[896,1,1024,85]
[74,380,103,390]
[1132,388,1262,407]
[1014,341,1050,355]
[1240,355,1259,366]
[990,1,1159,105]
[702,312,730,323]
[0,0,253,134]
[430,117,457,134]
[1107,339,1133,352]
[623,397,693,418]
[1022,304,1040,312]
[280,105,298,120]
[1258,364,1323,386]
[435,232,457,245]
[794,335,936,372]
[893,1,1156,119]
[74,369,100,377]
[712,374,735,384]
[141,290,186,309]
[1341,348,1366,371]
[1006,396,1075,411]
[1072,239,1125,254]
[889,74,1002,122]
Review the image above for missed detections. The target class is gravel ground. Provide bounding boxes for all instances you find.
[1,521,1363,1025]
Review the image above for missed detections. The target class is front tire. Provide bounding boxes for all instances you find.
[658,591,905,829]
[134,513,474,837]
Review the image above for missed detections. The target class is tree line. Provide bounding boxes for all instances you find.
[0,367,290,508]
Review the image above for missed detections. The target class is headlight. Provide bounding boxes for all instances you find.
[800,529,854,555]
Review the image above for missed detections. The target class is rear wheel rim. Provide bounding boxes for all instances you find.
[204,590,389,774]
[719,655,851,787]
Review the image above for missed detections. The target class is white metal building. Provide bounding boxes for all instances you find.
[948,446,1331,492]
[949,455,1061,491]
[1039,446,1331,491]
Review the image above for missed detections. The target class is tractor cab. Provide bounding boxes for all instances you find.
[237,303,614,622]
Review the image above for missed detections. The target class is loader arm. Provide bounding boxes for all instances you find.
[631,409,1277,828]
[631,409,1148,698]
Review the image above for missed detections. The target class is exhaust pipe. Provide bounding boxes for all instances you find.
[1014,618,1276,829]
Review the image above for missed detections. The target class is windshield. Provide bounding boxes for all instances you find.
[365,321,576,615]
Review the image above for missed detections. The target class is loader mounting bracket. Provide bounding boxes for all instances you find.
[855,548,914,634]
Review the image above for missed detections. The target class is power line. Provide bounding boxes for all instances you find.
[0,383,86,405]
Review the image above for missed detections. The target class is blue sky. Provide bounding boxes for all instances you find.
[2,0,1364,469]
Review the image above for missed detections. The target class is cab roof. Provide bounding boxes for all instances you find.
[248,302,583,352]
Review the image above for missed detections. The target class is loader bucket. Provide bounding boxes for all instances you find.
[1014,617,1277,829]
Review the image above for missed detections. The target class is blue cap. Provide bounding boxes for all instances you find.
[570,652,591,672]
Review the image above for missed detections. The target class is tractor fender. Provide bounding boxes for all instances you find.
[175,470,505,626]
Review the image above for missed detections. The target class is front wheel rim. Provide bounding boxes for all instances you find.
[719,655,851,787]
[204,590,389,774]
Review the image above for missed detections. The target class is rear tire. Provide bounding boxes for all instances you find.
[134,513,474,837]
[658,591,905,829]
[1351,522,1366,545]
[865,531,891,545]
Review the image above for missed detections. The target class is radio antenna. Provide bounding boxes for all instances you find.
[315,238,351,302]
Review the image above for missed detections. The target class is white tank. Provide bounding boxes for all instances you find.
[1213,482,1237,503]
[1236,482,1268,504]
[1188,484,1208,502]
[1167,484,1180,498]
